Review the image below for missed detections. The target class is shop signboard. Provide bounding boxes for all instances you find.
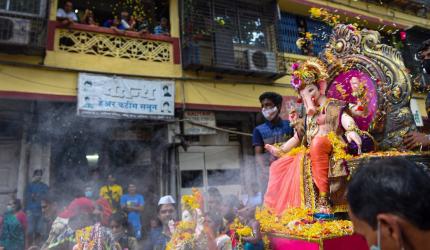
[77,73,174,119]
[184,111,217,135]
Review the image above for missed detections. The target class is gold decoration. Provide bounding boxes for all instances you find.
[58,29,172,63]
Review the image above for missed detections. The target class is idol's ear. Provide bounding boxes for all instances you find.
[318,80,328,95]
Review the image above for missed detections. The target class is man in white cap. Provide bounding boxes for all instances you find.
[144,195,177,250]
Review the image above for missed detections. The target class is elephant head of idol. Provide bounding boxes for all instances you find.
[291,59,329,116]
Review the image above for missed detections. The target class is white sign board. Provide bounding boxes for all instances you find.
[184,111,217,135]
[78,73,174,119]
[410,98,424,127]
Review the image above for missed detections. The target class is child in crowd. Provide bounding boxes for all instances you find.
[237,206,264,250]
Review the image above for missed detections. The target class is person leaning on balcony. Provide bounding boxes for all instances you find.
[56,1,78,26]
[154,17,170,36]
[81,9,98,26]
[404,39,430,150]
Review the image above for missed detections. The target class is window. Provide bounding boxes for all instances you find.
[181,170,204,188]
[0,0,44,15]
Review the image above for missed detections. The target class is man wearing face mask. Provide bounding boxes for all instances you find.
[252,92,296,194]
[347,158,430,250]
[404,39,430,150]
[83,185,112,227]
[24,169,49,246]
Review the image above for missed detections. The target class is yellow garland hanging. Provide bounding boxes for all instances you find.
[327,132,352,162]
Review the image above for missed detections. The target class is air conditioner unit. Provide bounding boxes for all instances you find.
[246,49,277,73]
[0,17,31,45]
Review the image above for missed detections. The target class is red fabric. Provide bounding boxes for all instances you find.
[15,211,28,232]
[59,197,95,218]
[309,136,332,194]
[96,197,112,226]
[269,234,368,250]
[264,153,305,215]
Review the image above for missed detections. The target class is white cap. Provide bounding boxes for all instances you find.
[158,195,176,205]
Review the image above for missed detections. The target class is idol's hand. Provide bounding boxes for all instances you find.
[346,131,362,155]
[264,144,280,157]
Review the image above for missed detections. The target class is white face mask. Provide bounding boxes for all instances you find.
[262,106,278,121]
[370,221,381,250]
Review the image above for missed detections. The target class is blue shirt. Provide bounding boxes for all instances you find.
[154,25,168,35]
[144,227,170,250]
[120,194,144,228]
[252,120,293,147]
[24,181,49,214]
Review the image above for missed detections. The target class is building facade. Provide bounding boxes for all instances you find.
[0,0,429,216]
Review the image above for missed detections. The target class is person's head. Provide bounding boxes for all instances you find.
[120,10,129,20]
[163,102,170,108]
[64,1,73,13]
[128,182,137,195]
[7,198,22,213]
[160,17,168,27]
[109,213,128,236]
[157,195,177,226]
[259,92,283,122]
[250,182,259,195]
[59,198,95,230]
[84,186,94,199]
[204,212,224,235]
[237,205,256,223]
[41,194,58,219]
[221,194,241,222]
[163,85,169,93]
[207,187,223,215]
[90,168,100,180]
[33,169,43,182]
[347,158,430,250]
[107,174,116,185]
[150,218,160,229]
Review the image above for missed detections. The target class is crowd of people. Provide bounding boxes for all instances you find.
[56,1,170,36]
[0,167,265,250]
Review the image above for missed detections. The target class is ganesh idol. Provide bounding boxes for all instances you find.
[264,59,374,215]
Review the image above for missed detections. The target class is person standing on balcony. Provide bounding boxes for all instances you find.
[252,92,300,194]
[56,1,78,26]
[154,17,170,36]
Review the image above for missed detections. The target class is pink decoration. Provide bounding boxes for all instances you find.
[292,63,300,71]
[326,70,378,131]
[269,234,368,250]
[400,31,406,41]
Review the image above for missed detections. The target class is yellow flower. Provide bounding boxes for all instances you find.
[305,32,313,40]
[237,226,253,237]
[256,207,353,239]
[327,132,352,161]
[309,8,322,18]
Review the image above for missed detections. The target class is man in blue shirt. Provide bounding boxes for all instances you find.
[24,169,49,245]
[252,92,295,194]
[120,182,144,239]
[144,195,177,250]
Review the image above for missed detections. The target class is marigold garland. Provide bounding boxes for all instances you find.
[327,132,352,161]
[255,207,353,240]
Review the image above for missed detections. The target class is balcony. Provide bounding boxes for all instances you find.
[44,21,181,77]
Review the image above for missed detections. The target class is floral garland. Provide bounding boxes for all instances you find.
[327,132,352,162]
[255,207,353,240]
[74,223,103,250]
[230,219,253,249]
[166,189,203,250]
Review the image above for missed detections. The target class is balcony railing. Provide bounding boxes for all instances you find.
[47,21,180,64]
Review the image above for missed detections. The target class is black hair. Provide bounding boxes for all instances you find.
[205,212,224,233]
[41,192,58,205]
[208,187,222,201]
[13,198,22,212]
[259,92,283,107]
[33,169,43,177]
[109,212,129,229]
[347,158,430,230]
[163,102,169,106]
[163,85,168,90]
